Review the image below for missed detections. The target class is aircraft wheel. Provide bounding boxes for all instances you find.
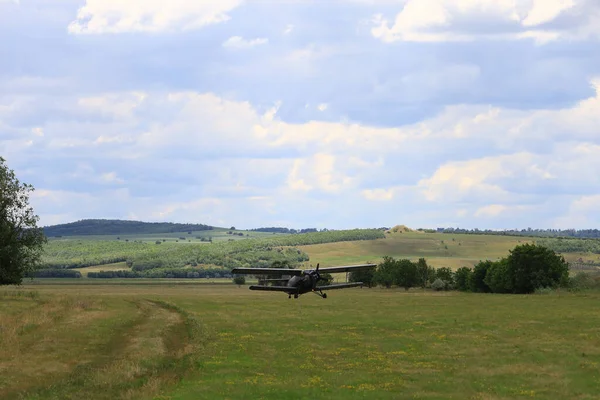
[294,294,299,299]
[322,293,327,299]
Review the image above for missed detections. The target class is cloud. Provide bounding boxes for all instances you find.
[222,36,269,49]
[68,0,244,34]
[372,0,600,43]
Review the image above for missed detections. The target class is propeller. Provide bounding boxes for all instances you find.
[310,263,322,289]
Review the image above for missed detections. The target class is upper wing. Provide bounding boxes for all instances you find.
[231,268,304,276]
[316,282,365,291]
[249,285,295,292]
[318,264,377,274]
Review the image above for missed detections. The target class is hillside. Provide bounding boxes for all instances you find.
[43,219,214,237]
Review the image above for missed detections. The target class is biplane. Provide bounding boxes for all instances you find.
[231,263,376,299]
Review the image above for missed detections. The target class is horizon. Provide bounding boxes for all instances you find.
[40,218,599,233]
[2,1,599,230]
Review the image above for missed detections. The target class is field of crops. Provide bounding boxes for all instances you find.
[40,229,384,271]
[2,284,600,399]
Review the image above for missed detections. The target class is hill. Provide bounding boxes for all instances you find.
[43,219,214,237]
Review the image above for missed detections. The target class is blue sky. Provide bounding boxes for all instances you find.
[1,0,600,230]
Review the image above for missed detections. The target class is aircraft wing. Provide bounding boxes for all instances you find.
[231,268,304,276]
[316,282,365,291]
[249,285,295,292]
[318,264,377,274]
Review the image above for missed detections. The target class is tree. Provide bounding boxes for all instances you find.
[349,267,376,288]
[233,275,246,286]
[505,244,569,293]
[454,267,473,291]
[375,256,396,288]
[395,259,418,290]
[0,157,47,285]
[470,260,493,293]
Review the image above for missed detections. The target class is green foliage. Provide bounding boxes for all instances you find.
[470,260,493,293]
[395,259,419,290]
[0,157,47,285]
[506,244,569,293]
[374,256,420,289]
[31,269,82,278]
[319,272,334,285]
[416,258,435,287]
[43,219,213,237]
[374,256,397,288]
[233,276,246,286]
[454,267,472,291]
[431,278,446,291]
[484,259,513,293]
[348,268,376,288]
[435,267,454,286]
[41,229,383,273]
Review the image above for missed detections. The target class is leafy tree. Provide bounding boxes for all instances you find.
[319,272,334,285]
[1,157,47,285]
[349,267,376,288]
[454,267,473,291]
[375,256,396,288]
[505,244,569,293]
[395,259,418,290]
[233,275,246,286]
[484,259,513,293]
[470,260,493,293]
[416,258,435,288]
[436,267,454,286]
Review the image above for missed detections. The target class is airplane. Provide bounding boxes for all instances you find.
[231,263,377,299]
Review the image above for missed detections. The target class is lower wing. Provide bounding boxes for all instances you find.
[249,285,295,292]
[318,264,377,274]
[316,282,365,291]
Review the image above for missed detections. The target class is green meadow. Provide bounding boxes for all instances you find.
[2,283,600,399]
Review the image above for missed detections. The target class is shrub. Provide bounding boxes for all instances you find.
[431,278,446,291]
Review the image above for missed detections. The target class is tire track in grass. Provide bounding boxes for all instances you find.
[14,299,208,400]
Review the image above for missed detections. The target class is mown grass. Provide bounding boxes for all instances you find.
[3,283,600,399]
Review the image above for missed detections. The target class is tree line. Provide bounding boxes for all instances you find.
[438,227,600,239]
[350,244,570,294]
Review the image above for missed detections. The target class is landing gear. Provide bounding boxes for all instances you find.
[313,291,328,299]
[294,294,299,299]
[322,293,327,299]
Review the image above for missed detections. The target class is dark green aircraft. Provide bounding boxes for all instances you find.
[231,263,377,299]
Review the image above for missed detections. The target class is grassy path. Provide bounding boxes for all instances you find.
[0,291,206,400]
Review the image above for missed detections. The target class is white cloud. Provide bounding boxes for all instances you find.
[222,36,269,49]
[317,103,328,112]
[78,92,147,119]
[68,0,244,34]
[372,0,600,43]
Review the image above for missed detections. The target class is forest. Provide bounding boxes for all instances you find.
[43,219,214,237]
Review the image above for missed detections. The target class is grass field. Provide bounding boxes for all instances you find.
[2,283,600,399]
[299,231,537,269]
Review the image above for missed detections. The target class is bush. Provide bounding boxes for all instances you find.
[233,276,246,286]
[431,278,446,291]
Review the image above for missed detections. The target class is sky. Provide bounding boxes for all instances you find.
[1,0,600,230]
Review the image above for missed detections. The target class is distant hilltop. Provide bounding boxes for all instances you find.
[43,219,214,237]
[387,225,414,233]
